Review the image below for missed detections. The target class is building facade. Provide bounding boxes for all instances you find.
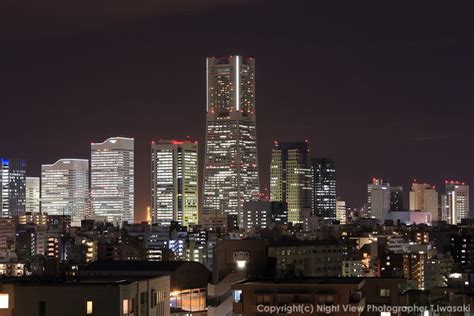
[151,140,198,227]
[389,186,404,212]
[203,56,259,227]
[91,137,134,224]
[442,181,469,224]
[312,158,336,219]
[336,199,347,224]
[409,182,439,221]
[270,142,312,223]
[25,177,40,213]
[367,178,391,221]
[0,158,26,218]
[0,276,170,316]
[41,159,89,226]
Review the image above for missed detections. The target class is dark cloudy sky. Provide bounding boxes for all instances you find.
[1,0,472,221]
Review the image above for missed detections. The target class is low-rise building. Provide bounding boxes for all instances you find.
[0,276,170,316]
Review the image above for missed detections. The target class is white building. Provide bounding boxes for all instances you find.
[442,181,469,224]
[91,137,134,225]
[151,140,198,227]
[409,182,439,221]
[25,177,40,213]
[41,159,89,226]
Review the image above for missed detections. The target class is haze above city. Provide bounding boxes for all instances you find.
[0,0,472,221]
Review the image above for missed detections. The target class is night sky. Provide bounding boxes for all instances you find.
[1,1,472,221]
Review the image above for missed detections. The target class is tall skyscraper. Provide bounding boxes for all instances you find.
[312,158,336,219]
[91,137,134,224]
[442,181,469,224]
[409,182,439,221]
[151,140,199,227]
[25,177,40,213]
[41,159,89,226]
[270,141,312,223]
[367,178,391,221]
[0,158,26,218]
[203,56,259,226]
[389,186,404,212]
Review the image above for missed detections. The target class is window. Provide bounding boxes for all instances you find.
[151,289,157,308]
[256,294,271,305]
[233,290,242,302]
[379,289,391,297]
[0,294,8,309]
[140,292,147,315]
[122,299,129,315]
[130,298,135,313]
[318,295,334,305]
[86,301,93,315]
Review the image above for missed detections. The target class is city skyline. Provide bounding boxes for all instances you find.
[0,1,471,222]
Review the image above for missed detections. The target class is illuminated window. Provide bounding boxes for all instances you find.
[122,299,129,315]
[86,301,93,315]
[233,290,242,302]
[379,289,391,297]
[0,294,8,309]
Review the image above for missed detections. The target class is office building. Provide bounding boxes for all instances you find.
[91,137,134,224]
[367,178,391,221]
[25,177,40,213]
[203,56,259,227]
[41,159,89,226]
[336,199,347,224]
[389,186,404,212]
[270,141,312,223]
[409,182,439,221]
[151,140,198,227]
[312,158,336,219]
[442,181,469,224]
[0,158,26,218]
[242,200,287,231]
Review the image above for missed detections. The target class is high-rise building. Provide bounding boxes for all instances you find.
[0,158,26,218]
[312,158,336,219]
[442,181,469,224]
[203,56,259,227]
[91,137,134,224]
[25,177,40,213]
[367,178,391,221]
[409,182,439,221]
[41,159,89,226]
[270,141,312,223]
[336,199,346,224]
[151,140,199,227]
[389,186,404,212]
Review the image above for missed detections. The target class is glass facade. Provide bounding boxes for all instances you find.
[0,158,26,218]
[151,140,198,227]
[25,177,40,213]
[203,56,259,226]
[270,142,312,223]
[91,137,134,224]
[41,159,89,226]
[312,158,337,219]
